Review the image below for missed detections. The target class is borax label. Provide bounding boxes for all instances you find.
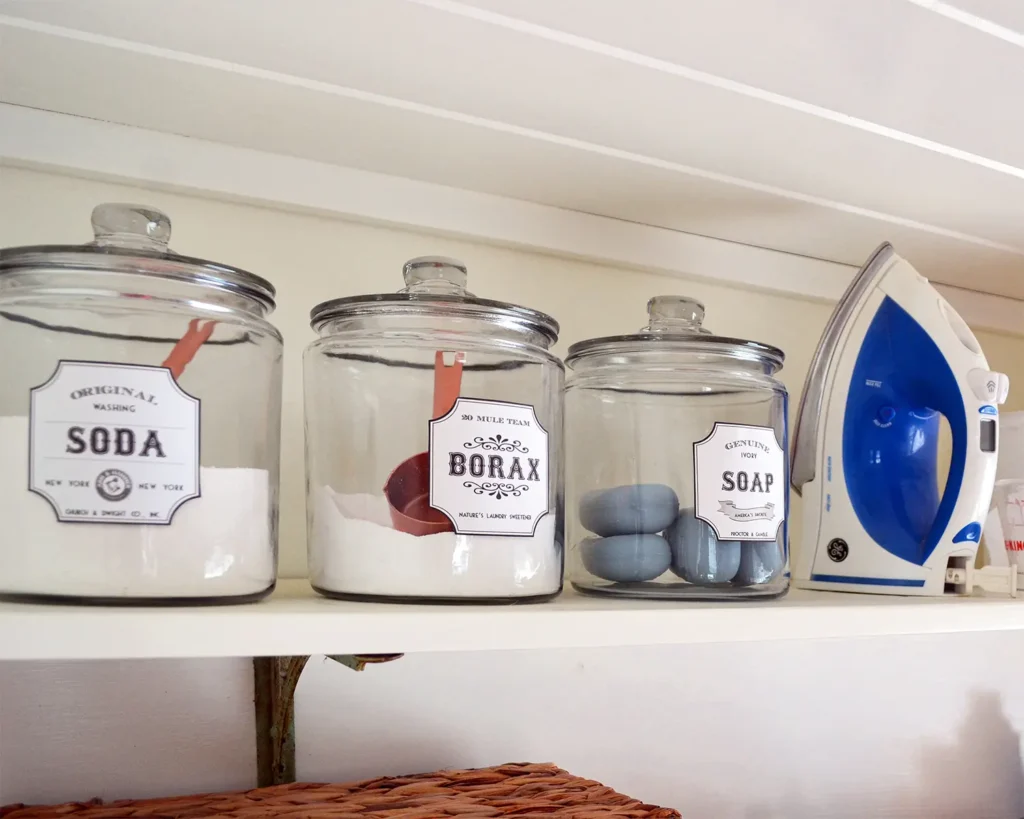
[29,360,200,525]
[693,422,785,541]
[428,397,549,536]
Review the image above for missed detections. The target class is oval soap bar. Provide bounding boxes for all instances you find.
[578,484,680,536]
[734,541,784,585]
[666,508,742,585]
[579,534,671,582]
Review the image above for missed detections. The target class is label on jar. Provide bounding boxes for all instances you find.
[429,397,549,536]
[28,360,200,525]
[693,422,785,541]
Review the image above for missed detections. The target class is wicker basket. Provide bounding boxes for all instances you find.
[1,763,680,819]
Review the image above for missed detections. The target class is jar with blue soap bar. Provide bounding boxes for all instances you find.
[565,295,789,600]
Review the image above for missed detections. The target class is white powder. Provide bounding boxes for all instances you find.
[0,417,274,599]
[309,486,561,598]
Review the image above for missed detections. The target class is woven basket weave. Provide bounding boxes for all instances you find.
[1,763,680,819]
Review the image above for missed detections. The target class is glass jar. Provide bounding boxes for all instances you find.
[565,296,788,600]
[305,256,563,603]
[0,203,282,604]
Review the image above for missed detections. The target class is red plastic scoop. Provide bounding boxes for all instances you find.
[431,350,464,419]
[385,350,464,536]
[163,318,216,379]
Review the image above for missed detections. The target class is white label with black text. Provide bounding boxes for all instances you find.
[29,361,200,525]
[693,422,785,541]
[429,397,549,536]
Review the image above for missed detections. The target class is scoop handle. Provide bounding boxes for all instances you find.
[163,318,217,379]
[433,351,465,418]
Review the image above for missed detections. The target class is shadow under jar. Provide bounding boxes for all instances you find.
[0,203,283,604]
[565,296,789,600]
[304,256,564,603]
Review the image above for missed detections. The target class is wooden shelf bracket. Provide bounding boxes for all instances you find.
[253,653,404,786]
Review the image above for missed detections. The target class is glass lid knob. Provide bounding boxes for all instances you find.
[90,203,172,251]
[402,255,473,296]
[644,295,711,334]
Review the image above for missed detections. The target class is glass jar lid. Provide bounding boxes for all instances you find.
[309,255,560,342]
[0,203,276,308]
[566,295,784,370]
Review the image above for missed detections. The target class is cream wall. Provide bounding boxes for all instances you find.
[3,164,1023,577]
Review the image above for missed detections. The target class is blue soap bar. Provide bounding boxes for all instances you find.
[579,534,672,583]
[666,508,742,585]
[578,484,680,537]
[734,541,784,585]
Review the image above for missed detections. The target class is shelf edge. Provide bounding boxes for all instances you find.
[2,591,1024,661]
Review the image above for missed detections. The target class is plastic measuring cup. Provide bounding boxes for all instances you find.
[384,350,464,536]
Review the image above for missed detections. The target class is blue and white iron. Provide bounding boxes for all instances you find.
[792,243,1010,596]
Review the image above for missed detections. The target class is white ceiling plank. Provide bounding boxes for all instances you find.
[0,104,1016,337]
[906,0,1024,42]
[2,23,1024,289]
[4,0,1024,172]
[0,104,853,300]
[0,1,1022,297]
[445,0,1024,169]
[3,5,1024,248]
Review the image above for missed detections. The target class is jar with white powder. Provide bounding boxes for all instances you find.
[305,256,563,602]
[0,203,282,603]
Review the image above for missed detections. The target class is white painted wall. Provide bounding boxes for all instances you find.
[5,633,1024,818]
[0,659,255,802]
[4,166,1024,818]
[293,636,1024,819]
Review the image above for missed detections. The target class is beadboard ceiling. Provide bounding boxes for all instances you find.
[1,0,1024,298]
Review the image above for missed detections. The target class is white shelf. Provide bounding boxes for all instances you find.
[3,579,1024,661]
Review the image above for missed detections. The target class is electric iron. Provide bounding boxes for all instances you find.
[792,243,1010,596]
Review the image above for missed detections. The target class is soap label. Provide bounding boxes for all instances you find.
[429,397,549,536]
[693,422,785,541]
[29,360,200,525]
